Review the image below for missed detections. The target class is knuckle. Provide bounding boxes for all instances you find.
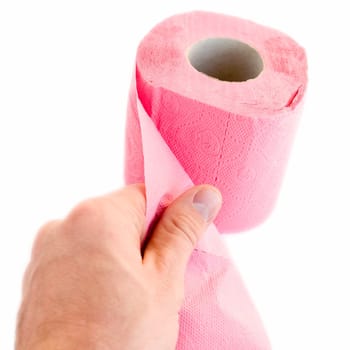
[32,220,60,256]
[163,213,201,247]
[36,220,58,240]
[65,199,102,229]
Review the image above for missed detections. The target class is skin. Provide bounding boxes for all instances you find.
[15,183,222,350]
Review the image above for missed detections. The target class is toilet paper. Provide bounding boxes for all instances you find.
[124,11,307,349]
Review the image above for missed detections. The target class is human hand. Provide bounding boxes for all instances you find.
[16,184,222,350]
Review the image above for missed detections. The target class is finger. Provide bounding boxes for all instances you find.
[101,183,146,238]
[143,185,222,283]
[64,183,146,243]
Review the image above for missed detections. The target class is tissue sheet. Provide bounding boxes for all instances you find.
[124,11,307,349]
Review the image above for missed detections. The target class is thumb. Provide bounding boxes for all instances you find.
[143,185,222,282]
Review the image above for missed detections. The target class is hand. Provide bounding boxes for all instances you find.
[16,184,222,350]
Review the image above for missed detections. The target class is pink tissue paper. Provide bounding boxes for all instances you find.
[124,11,307,349]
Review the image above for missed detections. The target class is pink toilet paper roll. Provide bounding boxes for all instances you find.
[124,11,307,350]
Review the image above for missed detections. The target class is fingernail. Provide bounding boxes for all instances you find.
[192,187,222,222]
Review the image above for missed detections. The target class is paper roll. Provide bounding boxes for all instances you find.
[124,11,307,350]
[125,11,307,233]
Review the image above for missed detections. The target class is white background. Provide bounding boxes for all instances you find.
[0,0,349,349]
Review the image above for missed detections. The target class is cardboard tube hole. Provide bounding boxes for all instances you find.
[188,38,263,82]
